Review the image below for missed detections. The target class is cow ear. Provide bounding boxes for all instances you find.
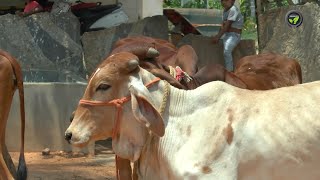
[129,77,165,137]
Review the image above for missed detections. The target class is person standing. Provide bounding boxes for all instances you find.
[212,0,244,72]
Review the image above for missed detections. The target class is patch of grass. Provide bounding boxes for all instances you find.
[241,17,258,40]
[242,30,257,40]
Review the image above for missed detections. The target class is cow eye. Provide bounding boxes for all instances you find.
[96,83,111,91]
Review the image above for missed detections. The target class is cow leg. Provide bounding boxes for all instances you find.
[175,45,198,76]
[192,64,226,86]
[116,156,133,180]
[0,58,16,180]
[191,64,248,89]
[2,144,16,179]
[149,68,187,89]
[224,72,248,89]
[132,162,139,180]
[0,126,15,180]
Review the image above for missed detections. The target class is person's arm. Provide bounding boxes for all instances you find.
[212,7,238,43]
[212,21,232,43]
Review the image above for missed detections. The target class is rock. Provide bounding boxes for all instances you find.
[177,34,256,68]
[258,3,320,82]
[0,12,85,80]
[81,15,168,75]
[42,148,51,156]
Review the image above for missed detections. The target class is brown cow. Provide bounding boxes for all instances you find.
[111,36,198,76]
[234,53,302,90]
[0,50,27,180]
[109,36,247,91]
[111,37,302,91]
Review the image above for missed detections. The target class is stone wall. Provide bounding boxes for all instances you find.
[178,34,256,69]
[258,3,320,82]
[6,83,87,152]
[0,12,85,79]
[81,15,169,75]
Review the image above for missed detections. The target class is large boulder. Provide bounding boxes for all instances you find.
[178,34,256,68]
[258,3,320,82]
[0,12,85,79]
[81,15,168,75]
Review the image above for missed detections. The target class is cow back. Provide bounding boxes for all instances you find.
[234,53,302,90]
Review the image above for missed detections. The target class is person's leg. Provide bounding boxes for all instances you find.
[223,33,241,71]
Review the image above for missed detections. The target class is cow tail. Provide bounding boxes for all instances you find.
[296,61,303,84]
[16,62,27,180]
[1,50,27,180]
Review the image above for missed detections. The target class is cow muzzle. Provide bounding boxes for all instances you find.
[65,131,72,143]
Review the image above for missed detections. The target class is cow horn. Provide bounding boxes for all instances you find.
[127,59,139,72]
[146,47,159,58]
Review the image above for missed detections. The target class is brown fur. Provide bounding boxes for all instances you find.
[234,53,302,90]
[0,50,27,180]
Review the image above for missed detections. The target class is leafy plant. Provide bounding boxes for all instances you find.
[163,0,223,9]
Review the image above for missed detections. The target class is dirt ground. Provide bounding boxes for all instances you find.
[10,141,117,180]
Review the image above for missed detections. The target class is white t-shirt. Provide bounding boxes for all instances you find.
[223,5,244,29]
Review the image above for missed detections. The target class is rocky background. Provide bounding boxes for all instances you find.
[81,15,169,75]
[0,11,255,82]
[0,11,84,78]
[258,2,320,83]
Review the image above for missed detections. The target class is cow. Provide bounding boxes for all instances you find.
[0,50,27,180]
[100,37,302,179]
[65,52,320,180]
[111,36,199,76]
[234,53,302,90]
[110,36,301,90]
[109,36,248,90]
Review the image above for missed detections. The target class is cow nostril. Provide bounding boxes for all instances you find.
[69,116,73,123]
[65,132,72,142]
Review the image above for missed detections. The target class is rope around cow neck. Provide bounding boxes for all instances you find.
[159,80,170,116]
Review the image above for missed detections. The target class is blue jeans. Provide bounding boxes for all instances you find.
[222,32,241,71]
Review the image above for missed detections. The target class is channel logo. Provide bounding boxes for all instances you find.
[285,10,303,28]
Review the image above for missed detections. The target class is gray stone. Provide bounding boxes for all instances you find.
[42,148,51,156]
[82,15,168,75]
[178,34,256,68]
[0,12,85,80]
[258,3,320,82]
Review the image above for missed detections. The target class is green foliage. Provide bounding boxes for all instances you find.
[163,0,223,9]
[163,0,182,8]
[243,17,256,32]
[183,0,207,8]
[208,0,223,9]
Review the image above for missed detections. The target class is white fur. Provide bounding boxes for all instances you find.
[68,66,320,180]
[131,68,320,180]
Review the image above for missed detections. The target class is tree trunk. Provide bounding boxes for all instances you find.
[287,0,295,5]
[250,0,256,18]
[255,0,262,15]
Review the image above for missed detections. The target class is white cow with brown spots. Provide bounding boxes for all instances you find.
[65,52,320,180]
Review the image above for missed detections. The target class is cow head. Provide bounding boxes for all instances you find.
[65,52,164,161]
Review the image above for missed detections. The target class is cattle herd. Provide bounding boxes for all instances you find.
[2,36,319,180]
